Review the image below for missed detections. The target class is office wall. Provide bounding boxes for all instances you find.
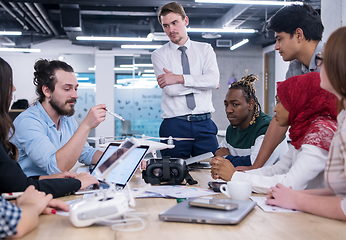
[321,0,346,42]
[2,40,95,105]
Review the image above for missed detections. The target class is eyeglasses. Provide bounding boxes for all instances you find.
[315,53,323,68]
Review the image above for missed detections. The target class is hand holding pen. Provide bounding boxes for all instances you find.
[105,108,125,121]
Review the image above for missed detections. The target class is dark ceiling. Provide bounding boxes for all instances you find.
[0,0,321,50]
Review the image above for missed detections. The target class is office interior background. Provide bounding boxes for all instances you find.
[1,0,345,143]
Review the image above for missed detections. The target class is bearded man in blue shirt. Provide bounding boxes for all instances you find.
[12,59,106,177]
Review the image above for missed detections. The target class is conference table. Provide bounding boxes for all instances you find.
[21,168,346,240]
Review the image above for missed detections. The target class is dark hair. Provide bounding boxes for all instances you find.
[0,57,18,160]
[158,2,186,24]
[33,59,74,103]
[229,71,261,125]
[324,26,346,108]
[267,4,324,41]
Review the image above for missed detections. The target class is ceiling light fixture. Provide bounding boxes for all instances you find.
[230,39,249,50]
[144,69,155,73]
[0,31,22,36]
[141,74,156,77]
[135,64,153,67]
[76,77,90,81]
[195,0,303,6]
[187,28,256,33]
[147,32,170,41]
[121,45,162,49]
[202,33,222,39]
[88,66,139,71]
[114,67,137,71]
[76,36,152,42]
[0,47,41,53]
[120,64,153,68]
[1,42,16,46]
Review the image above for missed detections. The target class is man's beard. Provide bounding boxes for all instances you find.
[49,97,76,117]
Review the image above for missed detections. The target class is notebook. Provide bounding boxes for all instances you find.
[76,142,148,194]
[184,152,214,165]
[184,152,214,169]
[159,198,256,225]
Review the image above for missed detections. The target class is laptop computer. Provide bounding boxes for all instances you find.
[76,142,149,194]
[159,198,256,225]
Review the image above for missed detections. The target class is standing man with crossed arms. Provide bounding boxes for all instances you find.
[151,2,220,159]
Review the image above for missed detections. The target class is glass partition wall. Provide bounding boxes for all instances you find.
[114,54,162,138]
[64,53,162,140]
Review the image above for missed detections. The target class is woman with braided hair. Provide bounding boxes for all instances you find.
[214,71,288,168]
[211,71,337,194]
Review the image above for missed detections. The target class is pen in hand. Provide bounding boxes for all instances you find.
[2,192,24,200]
[105,108,125,121]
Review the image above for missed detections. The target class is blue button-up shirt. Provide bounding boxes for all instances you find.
[11,102,96,177]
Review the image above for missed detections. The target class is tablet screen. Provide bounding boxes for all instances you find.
[92,142,148,186]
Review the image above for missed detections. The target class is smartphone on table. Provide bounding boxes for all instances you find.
[189,197,238,211]
[208,181,227,192]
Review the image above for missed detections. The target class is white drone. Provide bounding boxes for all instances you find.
[70,138,151,228]
[88,135,194,158]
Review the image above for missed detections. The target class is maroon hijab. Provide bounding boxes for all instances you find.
[277,72,337,151]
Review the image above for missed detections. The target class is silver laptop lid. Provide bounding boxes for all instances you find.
[159,198,256,225]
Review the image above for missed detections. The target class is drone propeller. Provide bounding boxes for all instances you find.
[88,135,194,147]
[159,137,194,141]
[140,135,194,141]
[87,136,123,141]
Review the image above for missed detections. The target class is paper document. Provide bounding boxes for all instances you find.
[250,197,299,213]
[147,185,217,199]
[185,152,214,165]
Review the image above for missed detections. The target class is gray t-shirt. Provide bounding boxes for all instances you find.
[285,41,324,79]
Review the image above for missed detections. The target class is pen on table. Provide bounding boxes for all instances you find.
[2,192,24,200]
[105,108,125,121]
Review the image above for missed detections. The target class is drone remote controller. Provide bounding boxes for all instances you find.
[69,190,129,227]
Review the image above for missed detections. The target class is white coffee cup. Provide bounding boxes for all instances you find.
[220,181,252,201]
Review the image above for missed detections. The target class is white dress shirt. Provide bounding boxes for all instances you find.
[231,144,328,193]
[151,38,220,119]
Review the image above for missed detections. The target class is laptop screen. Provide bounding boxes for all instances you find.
[91,142,148,187]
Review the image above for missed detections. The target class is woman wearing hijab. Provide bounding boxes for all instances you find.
[211,71,337,193]
[265,27,346,221]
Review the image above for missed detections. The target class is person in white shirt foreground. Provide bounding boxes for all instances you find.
[211,71,337,193]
